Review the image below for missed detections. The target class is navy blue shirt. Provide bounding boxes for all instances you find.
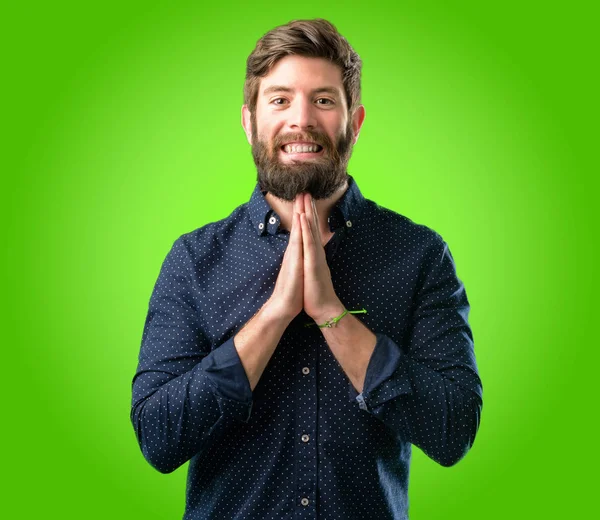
[131,176,483,519]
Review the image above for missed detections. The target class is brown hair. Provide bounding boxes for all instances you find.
[244,19,362,116]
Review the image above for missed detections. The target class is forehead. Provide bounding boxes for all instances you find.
[258,55,345,98]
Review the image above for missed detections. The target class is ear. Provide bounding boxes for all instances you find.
[351,105,366,144]
[241,105,253,145]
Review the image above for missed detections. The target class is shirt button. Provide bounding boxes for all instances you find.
[269,216,277,225]
[302,367,310,375]
[300,498,309,507]
[258,222,264,230]
[301,434,310,443]
[345,220,352,228]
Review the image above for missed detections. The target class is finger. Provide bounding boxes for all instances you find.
[305,193,323,246]
[303,193,315,240]
[292,195,302,224]
[302,192,310,220]
[295,192,305,216]
[282,212,302,281]
[290,211,303,254]
[300,213,316,268]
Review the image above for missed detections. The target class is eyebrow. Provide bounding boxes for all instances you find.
[262,85,341,97]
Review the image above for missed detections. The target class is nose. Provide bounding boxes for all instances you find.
[287,97,317,130]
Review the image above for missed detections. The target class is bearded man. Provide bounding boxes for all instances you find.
[131,18,483,520]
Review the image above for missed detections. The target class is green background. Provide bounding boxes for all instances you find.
[4,1,597,518]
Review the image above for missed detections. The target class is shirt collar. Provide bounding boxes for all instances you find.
[248,175,367,237]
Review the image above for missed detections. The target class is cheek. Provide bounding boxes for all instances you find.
[256,121,279,143]
[325,115,348,139]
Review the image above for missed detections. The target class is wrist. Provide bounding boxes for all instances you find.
[311,301,346,325]
[261,297,298,328]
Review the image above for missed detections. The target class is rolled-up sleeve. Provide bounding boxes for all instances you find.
[130,237,252,474]
[353,237,483,467]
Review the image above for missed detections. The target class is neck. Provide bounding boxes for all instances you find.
[265,180,349,238]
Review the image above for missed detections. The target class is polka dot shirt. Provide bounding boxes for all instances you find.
[131,175,483,519]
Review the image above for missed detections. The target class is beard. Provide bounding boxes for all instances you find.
[250,115,355,201]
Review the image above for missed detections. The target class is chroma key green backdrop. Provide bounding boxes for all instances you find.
[3,1,596,518]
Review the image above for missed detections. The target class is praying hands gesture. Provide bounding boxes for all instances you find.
[269,192,344,325]
[235,192,376,392]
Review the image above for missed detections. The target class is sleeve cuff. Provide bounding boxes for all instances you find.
[350,333,413,410]
[200,337,253,422]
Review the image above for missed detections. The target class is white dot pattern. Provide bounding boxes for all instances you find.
[131,175,483,519]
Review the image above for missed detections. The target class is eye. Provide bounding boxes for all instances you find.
[270,98,288,106]
[316,98,334,106]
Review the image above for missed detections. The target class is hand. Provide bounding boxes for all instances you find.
[298,193,344,322]
[266,196,304,322]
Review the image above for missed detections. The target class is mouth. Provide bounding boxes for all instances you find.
[280,142,324,157]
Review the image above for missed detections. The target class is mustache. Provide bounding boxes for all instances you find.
[269,130,341,164]
[272,131,333,150]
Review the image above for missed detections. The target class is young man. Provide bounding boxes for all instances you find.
[131,18,483,520]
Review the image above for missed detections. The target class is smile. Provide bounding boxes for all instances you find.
[281,142,324,154]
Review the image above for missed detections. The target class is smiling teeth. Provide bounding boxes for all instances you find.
[284,144,320,153]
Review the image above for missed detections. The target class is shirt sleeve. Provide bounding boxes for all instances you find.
[130,237,253,474]
[351,236,483,467]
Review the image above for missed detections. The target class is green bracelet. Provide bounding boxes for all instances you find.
[305,308,367,328]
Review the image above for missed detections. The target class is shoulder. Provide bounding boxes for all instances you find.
[360,200,458,284]
[361,198,445,252]
[169,200,251,263]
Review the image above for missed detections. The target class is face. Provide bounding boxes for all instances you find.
[242,55,365,201]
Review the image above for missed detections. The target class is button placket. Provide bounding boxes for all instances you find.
[295,336,318,515]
